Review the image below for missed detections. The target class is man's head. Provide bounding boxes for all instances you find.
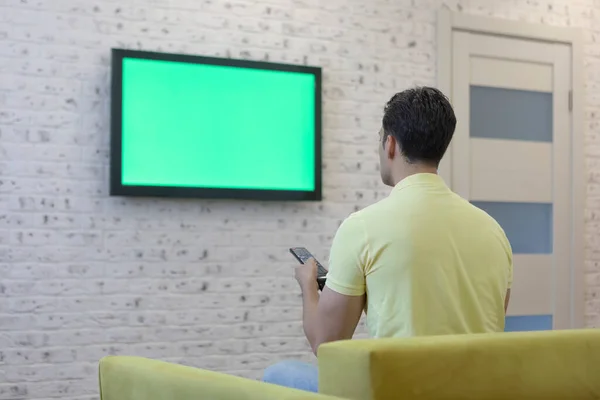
[378,87,456,186]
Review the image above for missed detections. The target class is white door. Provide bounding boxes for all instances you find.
[448,31,573,330]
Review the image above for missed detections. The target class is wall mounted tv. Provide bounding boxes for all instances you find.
[110,49,322,201]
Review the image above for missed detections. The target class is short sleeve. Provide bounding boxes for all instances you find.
[502,231,514,289]
[507,254,514,289]
[325,214,369,296]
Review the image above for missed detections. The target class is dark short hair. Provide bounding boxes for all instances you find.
[382,87,456,167]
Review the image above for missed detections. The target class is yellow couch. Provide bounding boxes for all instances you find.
[99,355,342,400]
[99,329,600,400]
[320,329,600,399]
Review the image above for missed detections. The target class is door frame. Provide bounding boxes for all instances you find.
[436,9,585,329]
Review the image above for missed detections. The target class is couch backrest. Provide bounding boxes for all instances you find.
[99,356,342,400]
[318,329,600,400]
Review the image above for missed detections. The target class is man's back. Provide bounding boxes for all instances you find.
[326,173,513,338]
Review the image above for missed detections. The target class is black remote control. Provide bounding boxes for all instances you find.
[289,247,327,291]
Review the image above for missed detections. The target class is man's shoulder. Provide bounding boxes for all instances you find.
[461,201,512,253]
[465,201,507,233]
[334,203,383,243]
[337,210,365,234]
[347,196,393,222]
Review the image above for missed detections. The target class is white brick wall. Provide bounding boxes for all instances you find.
[0,0,597,398]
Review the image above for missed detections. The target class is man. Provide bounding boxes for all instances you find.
[263,87,513,392]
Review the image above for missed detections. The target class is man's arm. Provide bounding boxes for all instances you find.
[505,289,511,313]
[300,276,365,355]
[296,214,369,355]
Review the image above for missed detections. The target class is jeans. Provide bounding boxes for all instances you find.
[262,360,319,392]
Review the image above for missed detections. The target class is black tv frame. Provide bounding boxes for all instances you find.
[110,48,322,201]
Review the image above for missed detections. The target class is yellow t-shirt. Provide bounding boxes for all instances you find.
[325,173,513,338]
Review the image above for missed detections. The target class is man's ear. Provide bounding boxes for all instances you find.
[385,134,397,160]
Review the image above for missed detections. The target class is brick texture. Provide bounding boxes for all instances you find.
[0,0,598,398]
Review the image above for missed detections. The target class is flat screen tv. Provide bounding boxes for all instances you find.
[110,49,322,201]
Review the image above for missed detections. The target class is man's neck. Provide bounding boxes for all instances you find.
[390,164,438,186]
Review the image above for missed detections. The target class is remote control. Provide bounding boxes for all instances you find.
[289,247,327,290]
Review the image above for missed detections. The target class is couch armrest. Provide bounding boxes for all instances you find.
[318,329,600,400]
[99,356,341,400]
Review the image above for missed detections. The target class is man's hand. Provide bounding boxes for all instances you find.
[294,257,320,292]
[293,257,364,355]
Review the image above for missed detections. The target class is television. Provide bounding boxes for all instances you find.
[110,49,322,201]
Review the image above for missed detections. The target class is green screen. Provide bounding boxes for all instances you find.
[121,57,316,191]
